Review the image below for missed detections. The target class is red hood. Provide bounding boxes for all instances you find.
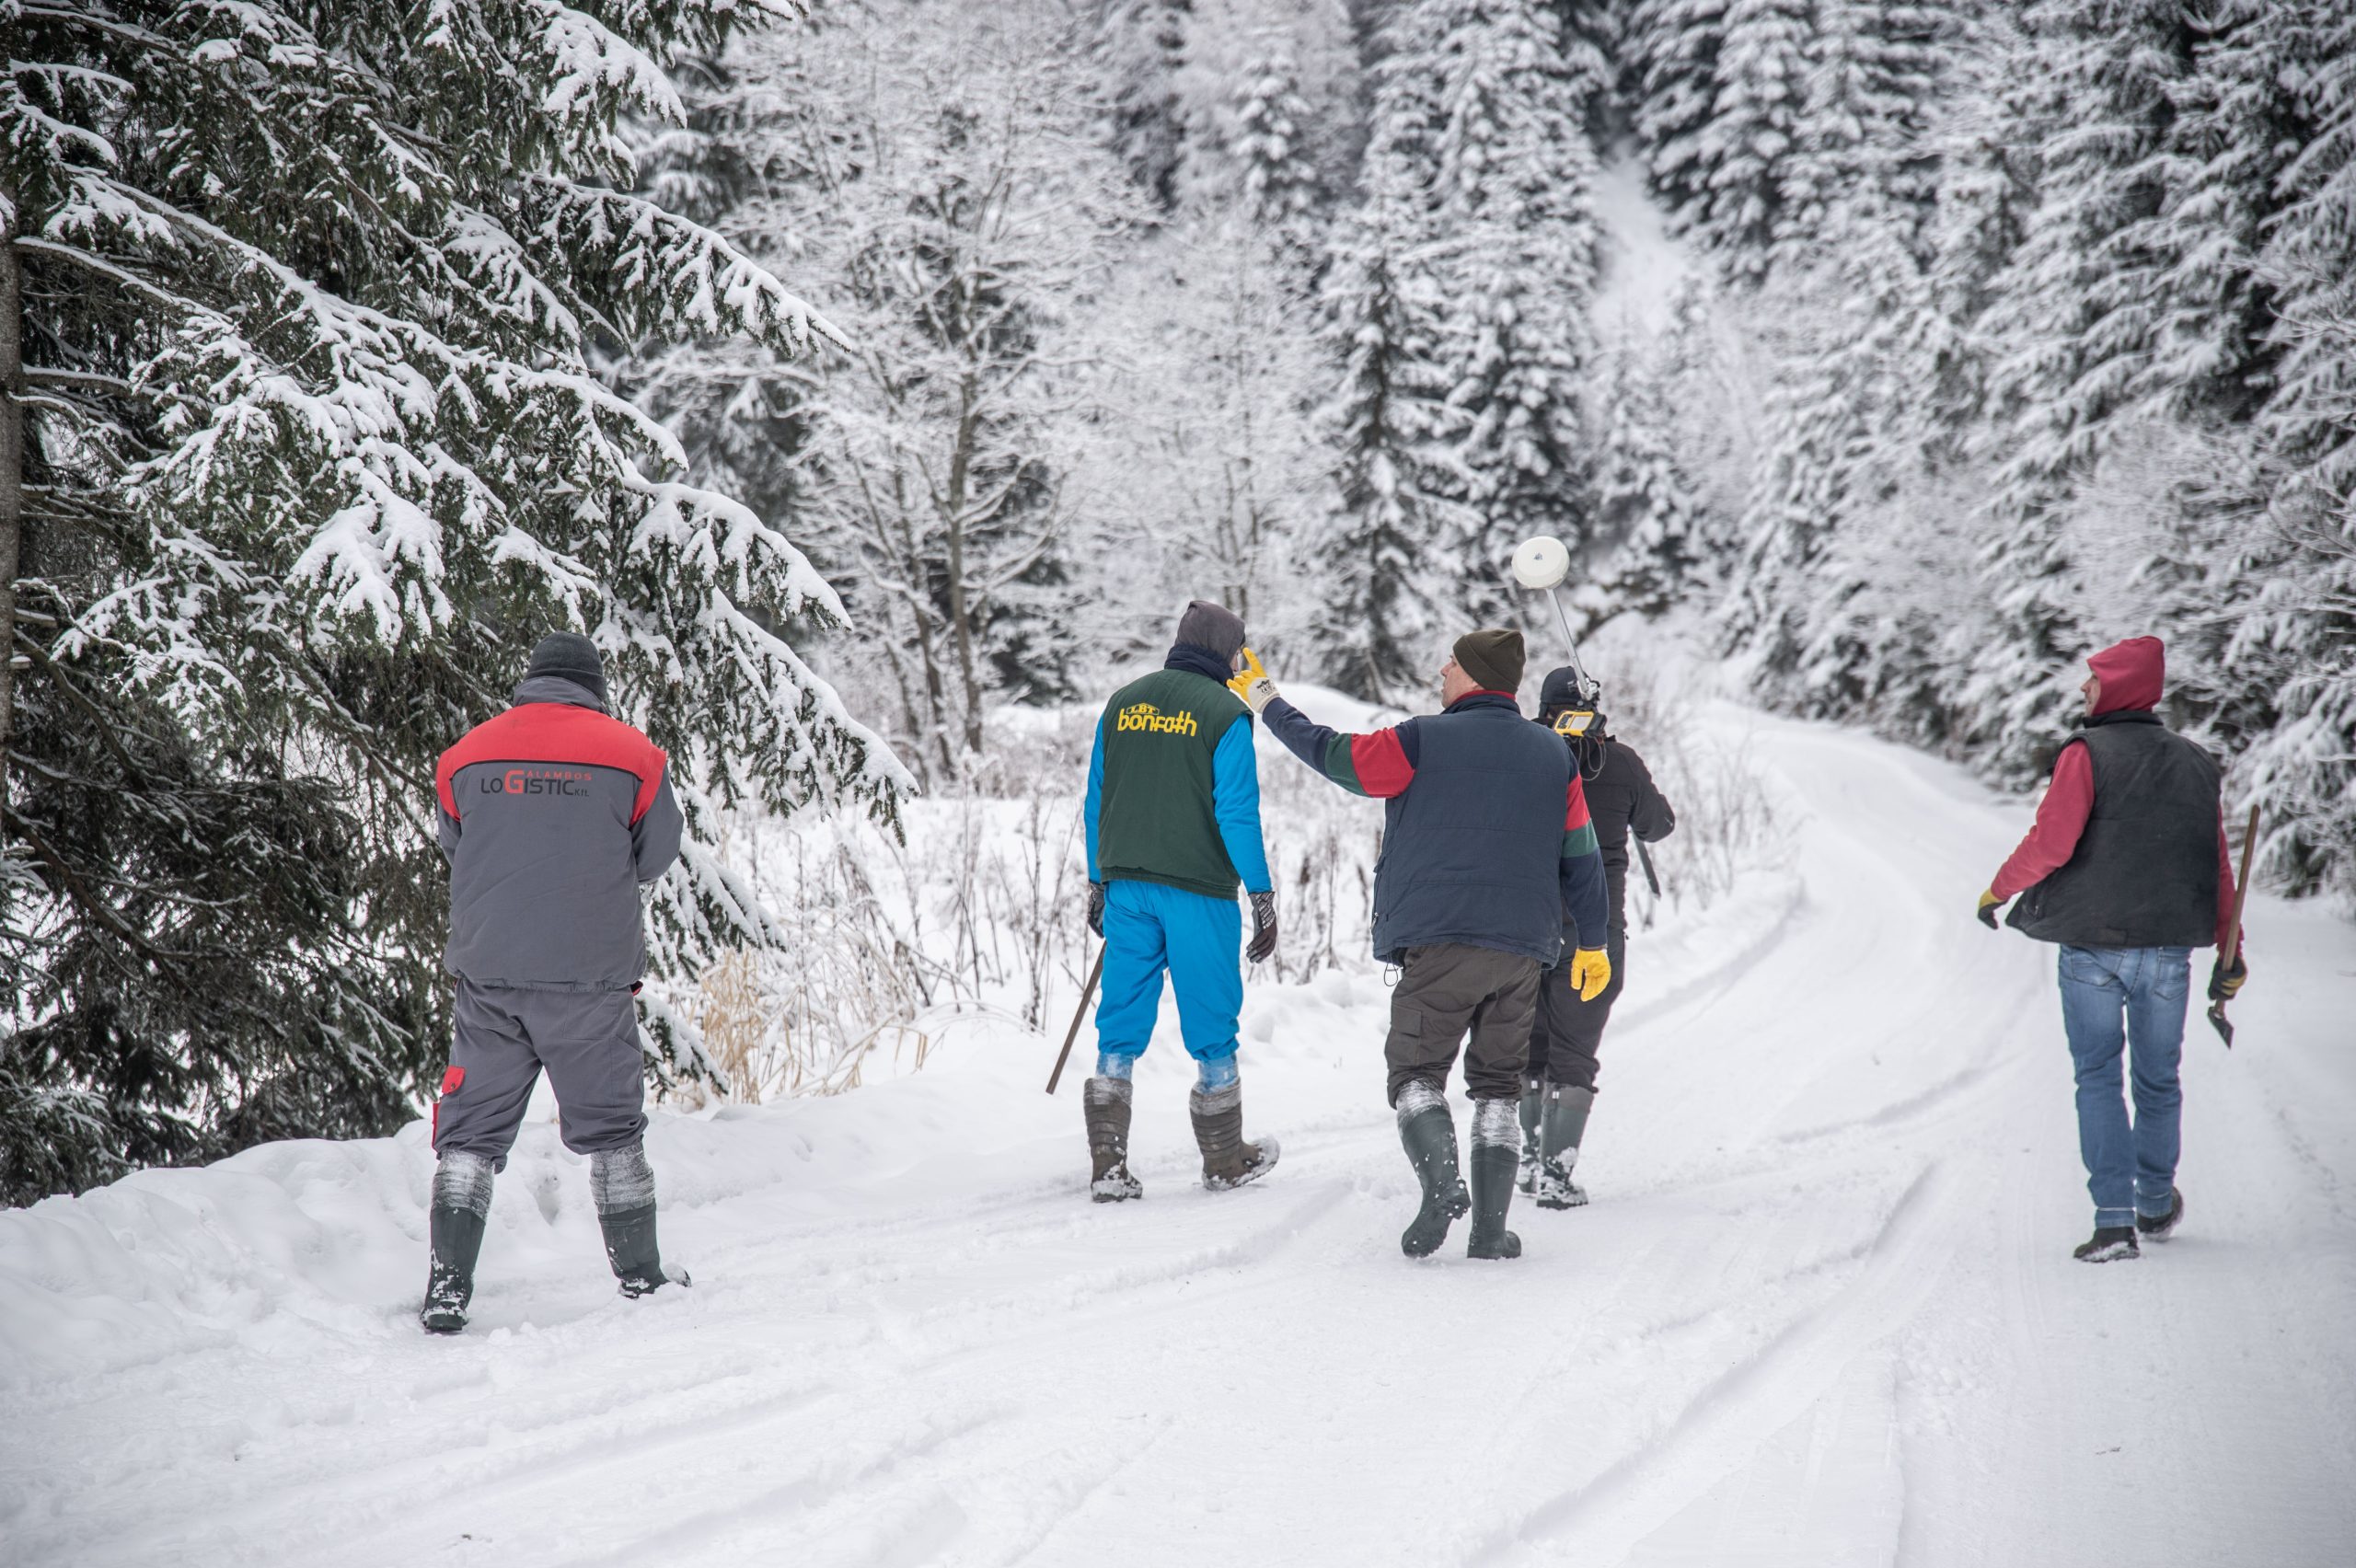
[2087,636,2165,715]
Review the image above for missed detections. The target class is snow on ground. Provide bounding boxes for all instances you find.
[5,707,2354,1566]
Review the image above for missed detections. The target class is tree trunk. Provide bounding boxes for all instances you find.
[944,374,986,760]
[1,186,23,786]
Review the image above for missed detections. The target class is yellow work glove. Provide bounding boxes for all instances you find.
[1228,647,1280,715]
[1569,946,1611,1002]
[1977,888,2004,929]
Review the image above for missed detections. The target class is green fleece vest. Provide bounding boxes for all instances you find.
[1096,667,1251,898]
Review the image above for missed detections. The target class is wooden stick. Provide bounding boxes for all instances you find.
[2208,802,2259,1047]
[1045,943,1105,1095]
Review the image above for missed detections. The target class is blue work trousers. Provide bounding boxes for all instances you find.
[2057,944,2191,1229]
[1095,880,1242,1064]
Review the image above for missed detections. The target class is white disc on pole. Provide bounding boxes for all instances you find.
[1512,535,1571,591]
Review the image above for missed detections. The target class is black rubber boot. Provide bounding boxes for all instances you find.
[1516,1077,1542,1193]
[1466,1098,1523,1260]
[1190,1080,1280,1191]
[1084,1076,1143,1202]
[592,1143,683,1297]
[1533,1085,1595,1210]
[421,1149,495,1334]
[1396,1081,1470,1258]
[422,1206,486,1333]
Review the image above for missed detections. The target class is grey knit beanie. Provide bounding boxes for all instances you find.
[525,631,608,704]
[1173,600,1247,663]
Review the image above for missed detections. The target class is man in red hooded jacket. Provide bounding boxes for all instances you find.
[1978,636,2245,1263]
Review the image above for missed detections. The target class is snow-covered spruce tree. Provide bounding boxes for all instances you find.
[1628,0,1814,279]
[1311,230,1460,701]
[1324,0,1606,643]
[0,0,903,1202]
[1588,339,1706,626]
[1091,0,1195,212]
[646,2,1140,784]
[1197,22,1321,228]
[2224,0,2356,893]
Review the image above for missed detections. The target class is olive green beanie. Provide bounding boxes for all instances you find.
[1452,628,1526,695]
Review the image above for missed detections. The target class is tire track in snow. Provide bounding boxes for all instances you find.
[1469,1161,1958,1567]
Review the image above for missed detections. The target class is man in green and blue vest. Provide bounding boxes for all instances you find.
[1235,628,1611,1262]
[1080,601,1280,1202]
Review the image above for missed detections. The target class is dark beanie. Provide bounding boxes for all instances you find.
[525,631,608,703]
[1453,628,1525,694]
[1174,600,1247,663]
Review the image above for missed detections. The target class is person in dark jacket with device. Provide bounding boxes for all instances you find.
[1518,668,1676,1209]
[1080,601,1280,1203]
[422,632,687,1332]
[1979,636,2243,1263]
[1231,629,1610,1262]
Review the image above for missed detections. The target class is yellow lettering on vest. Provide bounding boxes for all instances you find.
[1115,702,1198,738]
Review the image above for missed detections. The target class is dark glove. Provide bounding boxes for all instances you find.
[1977,889,2004,929]
[1246,890,1276,963]
[2208,953,2246,1001]
[1086,880,1105,939]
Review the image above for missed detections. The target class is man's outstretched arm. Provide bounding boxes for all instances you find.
[1257,693,1419,800]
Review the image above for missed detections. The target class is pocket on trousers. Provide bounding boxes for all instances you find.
[1392,1007,1424,1041]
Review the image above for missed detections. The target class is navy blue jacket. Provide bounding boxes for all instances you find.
[1264,690,1610,964]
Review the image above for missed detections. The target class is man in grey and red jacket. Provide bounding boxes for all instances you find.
[1232,628,1610,1262]
[422,632,687,1332]
[1978,635,2245,1264]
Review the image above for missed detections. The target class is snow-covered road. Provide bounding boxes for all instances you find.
[6,714,2353,1566]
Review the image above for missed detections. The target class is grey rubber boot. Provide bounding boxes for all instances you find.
[1466,1098,1523,1260]
[422,1150,495,1334]
[1516,1076,1543,1193]
[1396,1080,1471,1258]
[1190,1080,1280,1191]
[1532,1085,1595,1210]
[592,1144,684,1297]
[1084,1076,1143,1202]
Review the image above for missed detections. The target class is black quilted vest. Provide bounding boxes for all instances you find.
[2006,712,2221,949]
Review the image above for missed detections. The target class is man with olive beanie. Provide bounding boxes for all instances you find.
[1233,628,1611,1261]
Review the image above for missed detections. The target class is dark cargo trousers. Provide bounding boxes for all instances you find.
[1383,942,1542,1105]
[1528,926,1627,1092]
[433,981,649,1166]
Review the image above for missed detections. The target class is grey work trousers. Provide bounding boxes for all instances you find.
[1383,941,1542,1106]
[432,980,649,1165]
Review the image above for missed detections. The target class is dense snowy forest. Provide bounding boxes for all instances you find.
[4,0,2352,1205]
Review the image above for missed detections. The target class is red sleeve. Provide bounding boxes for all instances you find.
[1991,743,2094,901]
[2216,809,2240,954]
[1347,730,1415,798]
[1565,774,1593,832]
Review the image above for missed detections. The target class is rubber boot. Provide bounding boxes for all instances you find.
[1465,1098,1523,1260]
[1191,1081,1280,1191]
[421,1150,494,1334]
[1516,1077,1543,1193]
[1084,1076,1143,1202]
[592,1144,684,1297]
[1532,1085,1595,1210]
[1396,1081,1470,1258]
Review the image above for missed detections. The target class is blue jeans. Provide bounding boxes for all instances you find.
[2056,945,2190,1229]
[1094,880,1243,1066]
